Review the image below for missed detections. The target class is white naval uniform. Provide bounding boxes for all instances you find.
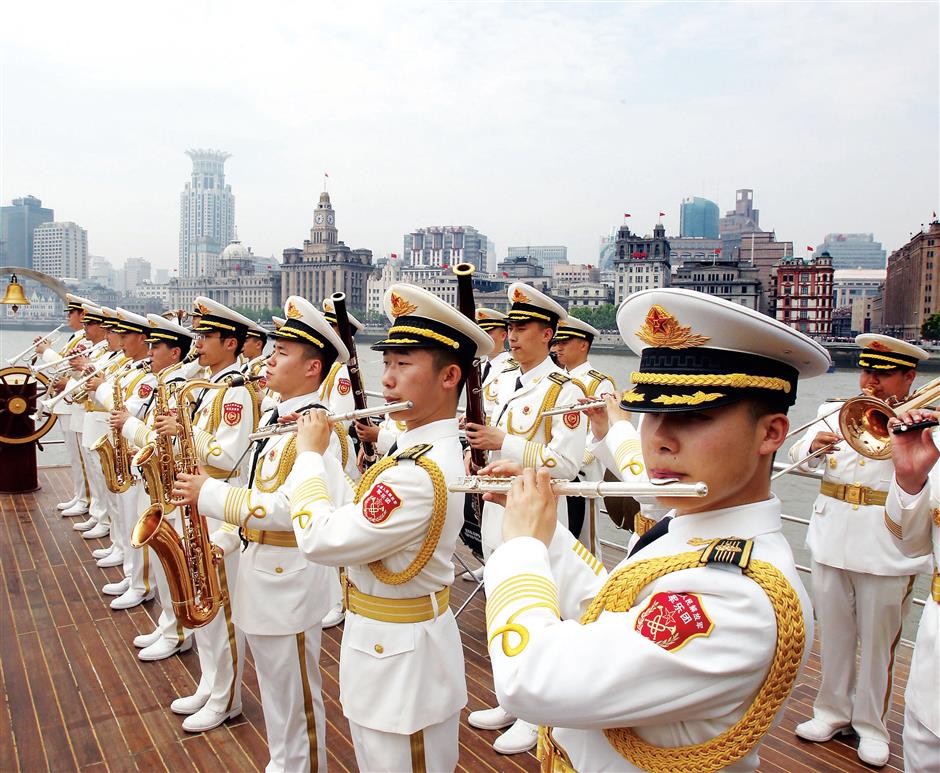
[481,355,588,558]
[484,496,814,772]
[289,418,469,772]
[197,392,343,773]
[885,468,940,773]
[481,350,513,422]
[183,362,257,723]
[94,359,157,592]
[376,415,407,456]
[789,402,931,744]
[43,331,89,505]
[565,361,617,557]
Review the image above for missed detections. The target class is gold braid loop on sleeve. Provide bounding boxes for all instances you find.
[353,455,448,586]
[333,421,350,470]
[543,550,805,773]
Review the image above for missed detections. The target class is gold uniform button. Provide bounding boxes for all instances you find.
[374,644,384,654]
[859,459,866,466]
[275,566,284,574]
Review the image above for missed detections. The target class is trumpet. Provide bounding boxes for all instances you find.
[540,397,608,417]
[33,362,109,416]
[448,475,708,498]
[32,339,107,375]
[248,401,413,442]
[6,325,64,365]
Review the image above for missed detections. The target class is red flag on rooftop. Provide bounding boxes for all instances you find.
[806,245,814,252]
[502,271,509,277]
[391,253,397,258]
[623,213,631,218]
[659,212,666,217]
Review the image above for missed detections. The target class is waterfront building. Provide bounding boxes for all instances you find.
[506,245,568,272]
[770,252,834,337]
[0,195,53,269]
[612,223,670,305]
[831,306,852,338]
[832,269,886,310]
[817,233,887,270]
[124,257,151,290]
[178,149,235,278]
[551,263,597,287]
[88,255,115,288]
[281,191,373,313]
[851,296,880,335]
[672,254,761,311]
[719,188,763,259]
[882,219,940,339]
[567,282,612,308]
[734,230,795,315]
[404,225,488,271]
[666,236,723,270]
[679,196,719,239]
[32,221,88,280]
[598,228,618,271]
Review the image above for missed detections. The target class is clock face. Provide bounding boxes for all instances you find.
[315,213,324,224]
[327,214,334,225]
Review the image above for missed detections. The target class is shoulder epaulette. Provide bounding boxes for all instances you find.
[588,369,610,382]
[501,361,520,373]
[548,372,571,385]
[699,538,754,569]
[506,358,518,368]
[395,443,433,461]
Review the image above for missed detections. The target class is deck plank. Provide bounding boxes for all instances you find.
[0,466,915,772]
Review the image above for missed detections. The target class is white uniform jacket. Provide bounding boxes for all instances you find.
[93,359,157,422]
[885,468,940,736]
[789,401,931,575]
[568,360,617,482]
[198,392,346,636]
[81,351,129,448]
[481,350,513,421]
[288,418,468,736]
[482,356,588,555]
[45,331,88,421]
[484,496,813,772]
[319,361,356,417]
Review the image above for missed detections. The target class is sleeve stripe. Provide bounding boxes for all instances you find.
[572,541,604,574]
[883,510,903,540]
[486,575,558,619]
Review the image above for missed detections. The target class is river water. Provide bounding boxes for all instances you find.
[1,329,929,635]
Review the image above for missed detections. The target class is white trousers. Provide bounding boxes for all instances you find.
[349,710,460,773]
[122,485,154,595]
[191,548,243,714]
[246,625,326,773]
[811,561,915,743]
[81,441,110,526]
[66,427,89,505]
[903,702,940,773]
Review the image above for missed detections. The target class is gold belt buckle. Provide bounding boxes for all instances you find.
[844,483,862,506]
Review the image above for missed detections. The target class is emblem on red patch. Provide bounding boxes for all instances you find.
[223,402,243,426]
[563,411,580,429]
[869,341,890,352]
[258,377,268,390]
[138,383,153,399]
[635,592,713,652]
[338,378,351,396]
[361,483,402,525]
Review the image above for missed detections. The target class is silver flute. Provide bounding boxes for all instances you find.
[448,475,708,498]
[540,398,608,417]
[248,401,413,442]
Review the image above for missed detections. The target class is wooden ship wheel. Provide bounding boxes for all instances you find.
[0,366,57,445]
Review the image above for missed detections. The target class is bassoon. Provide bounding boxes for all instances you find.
[329,292,377,469]
[452,263,486,558]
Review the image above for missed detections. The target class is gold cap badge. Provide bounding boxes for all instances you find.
[323,300,334,313]
[390,292,418,318]
[286,301,302,319]
[869,340,890,352]
[511,287,530,304]
[637,305,710,349]
[196,302,211,315]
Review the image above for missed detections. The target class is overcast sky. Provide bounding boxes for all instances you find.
[1,1,937,273]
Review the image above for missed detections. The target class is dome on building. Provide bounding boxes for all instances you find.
[221,240,252,261]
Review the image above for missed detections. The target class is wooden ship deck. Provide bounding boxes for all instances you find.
[1,466,911,772]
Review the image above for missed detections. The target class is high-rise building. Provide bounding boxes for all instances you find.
[403,226,488,272]
[816,233,887,270]
[125,257,152,289]
[32,221,88,279]
[281,191,373,312]
[0,195,54,268]
[734,231,794,315]
[178,149,235,277]
[882,219,940,339]
[89,255,115,288]
[833,269,886,309]
[672,254,761,311]
[679,197,719,239]
[612,223,671,305]
[506,245,568,272]
[719,188,763,259]
[598,228,618,271]
[771,252,834,337]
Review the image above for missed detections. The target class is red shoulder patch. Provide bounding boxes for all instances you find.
[563,411,581,429]
[361,482,402,525]
[337,377,351,396]
[223,402,243,426]
[138,383,153,399]
[258,376,268,390]
[635,592,713,652]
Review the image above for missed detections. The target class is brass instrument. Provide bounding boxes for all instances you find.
[32,339,107,376]
[131,377,239,629]
[91,360,151,493]
[248,400,413,442]
[449,475,708,498]
[133,368,181,509]
[6,324,63,365]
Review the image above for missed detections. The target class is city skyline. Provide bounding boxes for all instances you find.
[1,1,937,272]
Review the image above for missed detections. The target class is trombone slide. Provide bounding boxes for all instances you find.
[248,401,414,442]
[448,476,708,499]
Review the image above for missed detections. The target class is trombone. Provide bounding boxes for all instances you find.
[248,401,414,442]
[6,325,64,365]
[448,475,708,499]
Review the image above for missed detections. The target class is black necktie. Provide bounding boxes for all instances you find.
[482,361,491,383]
[628,516,672,558]
[514,376,522,392]
[387,441,398,457]
[249,410,282,483]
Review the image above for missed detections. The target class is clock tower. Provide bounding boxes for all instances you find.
[309,191,338,246]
